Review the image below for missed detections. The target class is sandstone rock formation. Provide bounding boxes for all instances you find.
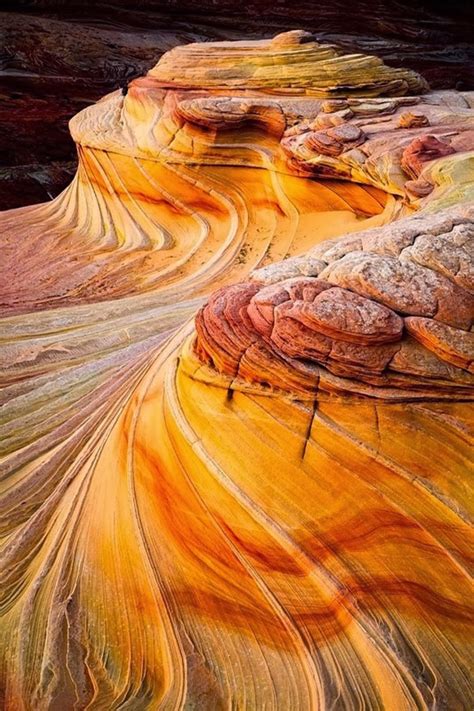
[196,207,474,400]
[4,0,474,210]
[0,31,473,710]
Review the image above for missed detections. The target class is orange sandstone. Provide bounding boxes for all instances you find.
[0,31,473,710]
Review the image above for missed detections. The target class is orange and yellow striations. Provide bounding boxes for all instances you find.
[0,31,473,710]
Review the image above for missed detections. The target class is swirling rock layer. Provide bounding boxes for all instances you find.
[3,0,474,209]
[1,30,473,711]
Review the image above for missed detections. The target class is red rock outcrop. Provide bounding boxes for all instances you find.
[196,206,474,399]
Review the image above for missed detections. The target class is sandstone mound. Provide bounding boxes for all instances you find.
[149,30,427,96]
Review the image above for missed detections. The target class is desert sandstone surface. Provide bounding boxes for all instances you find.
[0,29,473,710]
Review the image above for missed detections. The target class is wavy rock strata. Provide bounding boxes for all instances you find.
[0,32,473,710]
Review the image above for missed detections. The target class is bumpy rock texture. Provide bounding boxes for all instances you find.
[1,31,473,711]
[197,207,474,400]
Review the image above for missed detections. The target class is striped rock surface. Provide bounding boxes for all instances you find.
[0,31,473,710]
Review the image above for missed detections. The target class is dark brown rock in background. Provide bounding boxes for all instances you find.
[1,0,473,209]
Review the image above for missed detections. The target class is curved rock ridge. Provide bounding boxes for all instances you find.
[69,80,472,215]
[6,31,425,315]
[4,2,473,211]
[1,31,473,711]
